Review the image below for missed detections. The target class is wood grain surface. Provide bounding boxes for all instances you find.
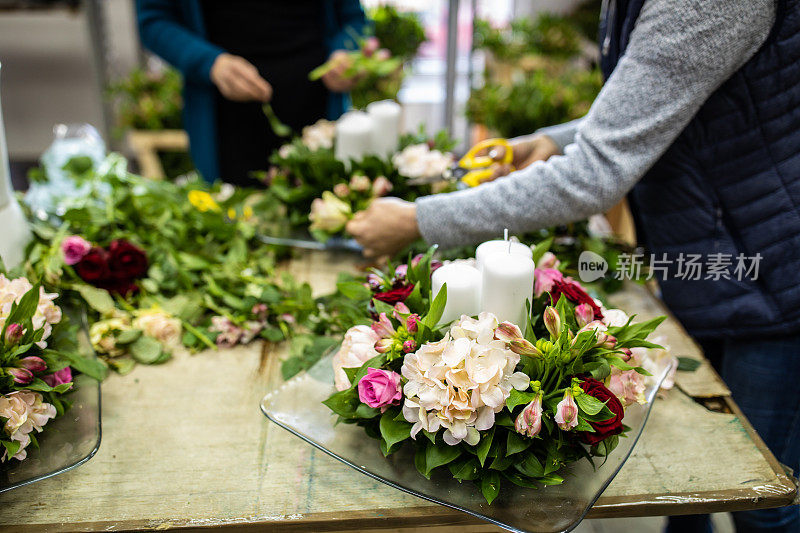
[0,250,793,532]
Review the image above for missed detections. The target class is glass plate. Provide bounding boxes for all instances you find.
[0,308,102,494]
[261,352,673,533]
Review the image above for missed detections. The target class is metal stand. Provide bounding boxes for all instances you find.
[444,0,459,135]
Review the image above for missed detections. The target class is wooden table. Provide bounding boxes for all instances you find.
[0,250,795,532]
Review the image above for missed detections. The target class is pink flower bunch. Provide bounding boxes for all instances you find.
[209,312,268,349]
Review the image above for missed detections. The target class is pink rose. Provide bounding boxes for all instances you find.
[371,176,394,197]
[534,268,563,298]
[43,366,73,389]
[357,368,402,412]
[61,236,92,266]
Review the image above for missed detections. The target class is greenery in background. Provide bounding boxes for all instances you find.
[22,155,317,373]
[469,3,603,138]
[107,67,183,135]
[466,68,602,138]
[349,5,427,108]
[370,5,427,61]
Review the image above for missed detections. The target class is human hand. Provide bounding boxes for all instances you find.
[346,198,420,258]
[486,134,561,181]
[321,50,357,92]
[210,53,272,102]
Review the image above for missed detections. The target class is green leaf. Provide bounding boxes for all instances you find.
[424,441,462,473]
[414,446,429,479]
[57,351,107,381]
[530,238,553,264]
[506,389,535,412]
[575,392,606,416]
[476,427,494,467]
[480,471,501,504]
[354,403,380,419]
[379,410,412,449]
[449,457,479,481]
[336,281,372,301]
[539,473,564,486]
[129,336,165,364]
[4,285,41,334]
[1,439,21,458]
[503,471,540,489]
[515,452,544,477]
[115,328,142,346]
[423,283,447,328]
[72,284,116,315]
[575,418,595,432]
[322,388,361,418]
[506,431,532,455]
[677,357,702,372]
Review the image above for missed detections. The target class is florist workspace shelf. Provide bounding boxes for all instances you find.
[0,250,794,532]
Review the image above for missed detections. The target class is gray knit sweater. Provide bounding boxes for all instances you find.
[416,0,776,249]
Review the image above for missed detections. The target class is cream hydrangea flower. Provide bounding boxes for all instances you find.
[401,313,530,446]
[0,274,62,349]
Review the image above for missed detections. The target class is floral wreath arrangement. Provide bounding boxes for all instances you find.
[22,154,317,373]
[321,246,674,503]
[0,274,103,463]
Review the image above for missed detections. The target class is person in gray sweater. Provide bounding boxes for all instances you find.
[349,1,800,531]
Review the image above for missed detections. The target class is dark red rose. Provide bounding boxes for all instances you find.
[74,247,110,282]
[550,279,603,320]
[108,240,148,280]
[373,284,415,305]
[578,377,624,445]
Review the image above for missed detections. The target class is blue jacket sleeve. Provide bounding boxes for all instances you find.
[135,0,224,86]
[328,0,368,52]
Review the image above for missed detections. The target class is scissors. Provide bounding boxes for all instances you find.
[407,138,514,187]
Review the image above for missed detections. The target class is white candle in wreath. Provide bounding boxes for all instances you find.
[431,262,482,325]
[366,100,401,157]
[334,111,374,166]
[475,239,533,271]
[481,251,535,328]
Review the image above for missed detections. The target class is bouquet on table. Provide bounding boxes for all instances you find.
[0,274,103,463]
[22,154,317,373]
[321,245,674,503]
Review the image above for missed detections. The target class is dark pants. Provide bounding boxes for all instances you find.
[666,335,800,533]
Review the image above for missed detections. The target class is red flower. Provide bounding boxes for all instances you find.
[74,247,110,282]
[373,284,415,305]
[578,377,624,445]
[550,279,603,320]
[108,240,148,280]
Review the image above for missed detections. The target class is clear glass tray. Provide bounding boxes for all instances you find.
[261,352,672,533]
[0,308,102,494]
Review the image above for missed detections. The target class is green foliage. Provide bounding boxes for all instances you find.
[466,68,603,138]
[370,5,427,61]
[107,66,183,134]
[473,13,582,61]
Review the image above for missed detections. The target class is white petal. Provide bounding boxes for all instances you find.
[464,427,481,446]
[509,372,531,391]
[474,407,495,431]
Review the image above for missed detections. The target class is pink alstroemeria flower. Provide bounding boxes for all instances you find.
[554,390,579,431]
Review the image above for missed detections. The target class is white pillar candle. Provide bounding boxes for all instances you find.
[431,262,482,325]
[481,253,535,328]
[366,100,401,158]
[475,239,533,271]
[0,63,31,269]
[334,111,374,166]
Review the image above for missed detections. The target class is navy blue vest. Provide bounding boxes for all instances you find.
[600,0,800,340]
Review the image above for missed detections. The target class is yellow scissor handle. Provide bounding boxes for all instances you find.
[459,138,513,169]
[459,138,514,187]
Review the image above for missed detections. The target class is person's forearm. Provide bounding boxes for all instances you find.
[416,0,775,249]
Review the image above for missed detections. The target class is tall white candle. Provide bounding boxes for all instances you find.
[481,253,535,327]
[366,100,401,158]
[475,240,533,271]
[0,62,31,269]
[431,262,482,325]
[334,111,373,166]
